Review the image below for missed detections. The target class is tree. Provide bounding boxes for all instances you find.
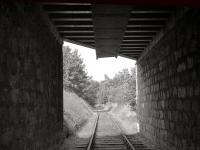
[84,80,99,106]
[63,46,89,98]
[97,74,112,104]
[63,46,100,107]
[63,46,136,108]
[97,68,136,109]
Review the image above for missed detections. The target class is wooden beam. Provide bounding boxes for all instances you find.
[131,10,173,14]
[120,50,143,52]
[51,18,92,21]
[78,39,95,42]
[60,33,94,36]
[126,26,161,31]
[129,17,169,21]
[125,30,158,33]
[122,41,150,44]
[59,30,94,33]
[124,32,157,36]
[120,53,140,55]
[63,35,94,38]
[128,20,166,25]
[120,50,144,52]
[54,20,93,25]
[127,24,163,27]
[124,35,153,38]
[121,46,146,48]
[57,27,93,31]
[120,45,147,47]
[55,25,93,27]
[43,3,92,11]
[121,47,144,50]
[49,13,92,18]
[47,11,92,14]
[121,43,148,46]
[123,36,153,40]
[130,13,172,18]
[121,54,140,57]
[122,39,151,42]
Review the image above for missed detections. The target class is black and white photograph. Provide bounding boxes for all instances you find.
[0,1,200,150]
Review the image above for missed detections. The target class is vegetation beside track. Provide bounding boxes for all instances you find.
[63,91,94,136]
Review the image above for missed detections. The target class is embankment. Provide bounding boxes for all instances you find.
[63,91,94,136]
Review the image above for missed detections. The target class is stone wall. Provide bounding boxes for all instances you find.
[137,10,200,150]
[0,2,63,150]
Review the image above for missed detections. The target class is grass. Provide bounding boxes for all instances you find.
[109,103,139,134]
[63,90,94,135]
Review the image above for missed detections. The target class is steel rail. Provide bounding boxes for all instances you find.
[86,113,99,150]
[108,113,136,150]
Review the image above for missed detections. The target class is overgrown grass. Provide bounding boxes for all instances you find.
[63,90,94,136]
[109,103,139,134]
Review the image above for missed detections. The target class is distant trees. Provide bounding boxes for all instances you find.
[63,46,99,107]
[63,46,136,109]
[97,68,136,109]
[84,80,100,106]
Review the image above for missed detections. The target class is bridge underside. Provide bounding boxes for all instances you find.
[0,2,200,150]
[43,3,177,59]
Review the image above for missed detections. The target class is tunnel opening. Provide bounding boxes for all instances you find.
[62,41,139,144]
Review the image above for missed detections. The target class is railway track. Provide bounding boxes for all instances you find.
[76,112,152,150]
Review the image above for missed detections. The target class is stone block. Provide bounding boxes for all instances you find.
[191,100,199,113]
[178,87,186,98]
[187,57,194,69]
[194,86,200,96]
[186,86,193,97]
[182,100,191,111]
[176,100,183,110]
[191,70,197,81]
[177,62,186,72]
[1,129,13,146]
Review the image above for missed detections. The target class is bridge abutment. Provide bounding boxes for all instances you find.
[137,10,200,150]
[0,3,63,149]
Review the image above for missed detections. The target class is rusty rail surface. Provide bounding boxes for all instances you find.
[86,113,99,150]
[85,112,149,150]
[108,113,136,150]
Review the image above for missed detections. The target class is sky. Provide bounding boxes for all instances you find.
[63,42,136,81]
